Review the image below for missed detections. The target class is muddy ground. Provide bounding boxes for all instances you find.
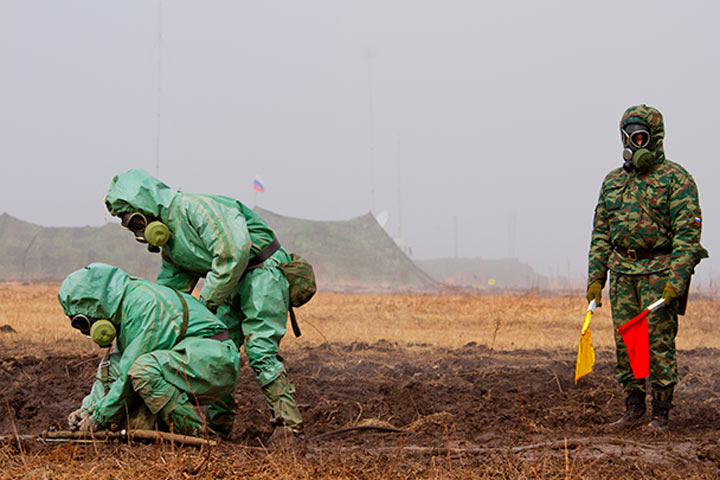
[2,341,720,478]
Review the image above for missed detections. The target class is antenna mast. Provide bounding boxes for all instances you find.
[366,48,376,213]
[396,132,402,239]
[155,0,163,177]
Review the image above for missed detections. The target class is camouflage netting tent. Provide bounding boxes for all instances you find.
[0,211,438,291]
[0,213,159,282]
[255,207,437,291]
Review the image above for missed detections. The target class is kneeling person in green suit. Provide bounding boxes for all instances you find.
[59,263,240,436]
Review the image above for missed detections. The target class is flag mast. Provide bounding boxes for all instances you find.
[252,175,265,208]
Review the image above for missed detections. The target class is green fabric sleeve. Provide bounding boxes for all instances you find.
[81,380,107,415]
[667,173,708,293]
[157,259,199,294]
[587,184,612,287]
[81,352,121,415]
[185,197,251,310]
[93,306,163,426]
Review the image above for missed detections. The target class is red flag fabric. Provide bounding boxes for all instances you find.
[617,310,650,379]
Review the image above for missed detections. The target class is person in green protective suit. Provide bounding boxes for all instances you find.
[587,105,708,432]
[104,169,303,441]
[59,263,240,436]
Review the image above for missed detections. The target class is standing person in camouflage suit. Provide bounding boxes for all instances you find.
[587,104,708,432]
[104,169,304,443]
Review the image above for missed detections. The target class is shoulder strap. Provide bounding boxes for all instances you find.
[248,237,281,267]
[288,307,302,338]
[171,288,189,344]
[635,188,670,237]
[99,347,112,394]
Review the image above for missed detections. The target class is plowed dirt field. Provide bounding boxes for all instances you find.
[1,286,719,478]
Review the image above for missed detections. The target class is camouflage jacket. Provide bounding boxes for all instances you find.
[588,105,708,293]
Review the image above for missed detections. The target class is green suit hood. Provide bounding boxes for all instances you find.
[105,169,176,218]
[58,263,129,320]
[620,104,666,166]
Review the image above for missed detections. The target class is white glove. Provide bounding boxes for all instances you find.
[78,413,100,432]
[67,408,87,431]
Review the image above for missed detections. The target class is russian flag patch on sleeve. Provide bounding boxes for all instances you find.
[694,216,702,226]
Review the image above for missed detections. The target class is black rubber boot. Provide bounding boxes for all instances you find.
[647,390,672,433]
[607,389,646,431]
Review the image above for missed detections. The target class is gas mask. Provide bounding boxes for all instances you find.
[71,314,116,347]
[120,212,170,253]
[621,123,654,172]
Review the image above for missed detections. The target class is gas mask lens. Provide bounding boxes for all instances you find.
[121,212,149,233]
[70,314,93,335]
[621,124,650,149]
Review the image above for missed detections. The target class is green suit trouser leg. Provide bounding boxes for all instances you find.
[610,272,678,399]
[128,337,240,436]
[81,352,156,431]
[206,394,237,438]
[237,254,303,432]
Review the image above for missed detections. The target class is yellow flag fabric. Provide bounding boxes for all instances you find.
[574,310,595,384]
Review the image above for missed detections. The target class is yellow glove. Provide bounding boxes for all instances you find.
[662,281,679,306]
[586,281,603,307]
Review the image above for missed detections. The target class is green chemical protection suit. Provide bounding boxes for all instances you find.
[105,169,302,433]
[59,263,240,436]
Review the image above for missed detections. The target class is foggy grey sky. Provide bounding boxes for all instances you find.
[1,1,718,281]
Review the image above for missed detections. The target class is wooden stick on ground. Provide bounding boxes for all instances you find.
[127,429,217,448]
[42,429,217,448]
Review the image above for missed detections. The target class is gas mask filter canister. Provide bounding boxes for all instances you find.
[90,320,116,347]
[120,212,170,247]
[144,221,170,247]
[70,315,117,347]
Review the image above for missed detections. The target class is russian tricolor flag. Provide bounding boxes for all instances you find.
[253,175,265,193]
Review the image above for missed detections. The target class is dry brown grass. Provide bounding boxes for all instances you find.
[1,283,719,355]
[2,283,720,479]
[4,440,712,480]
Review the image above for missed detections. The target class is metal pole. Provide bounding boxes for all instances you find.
[155,0,163,177]
[508,214,517,258]
[366,48,376,213]
[453,216,458,258]
[396,132,402,239]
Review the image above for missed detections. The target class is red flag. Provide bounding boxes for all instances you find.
[617,311,650,379]
[616,299,665,380]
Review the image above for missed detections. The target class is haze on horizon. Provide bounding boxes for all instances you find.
[1,1,718,283]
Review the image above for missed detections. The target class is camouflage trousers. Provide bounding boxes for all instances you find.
[609,271,678,396]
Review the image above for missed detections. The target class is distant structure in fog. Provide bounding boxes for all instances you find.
[508,214,517,259]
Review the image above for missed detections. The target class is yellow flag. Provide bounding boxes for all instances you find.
[575,301,596,384]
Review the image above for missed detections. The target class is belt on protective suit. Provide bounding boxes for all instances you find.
[614,245,672,261]
[247,237,281,268]
[208,330,230,342]
[161,238,281,274]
